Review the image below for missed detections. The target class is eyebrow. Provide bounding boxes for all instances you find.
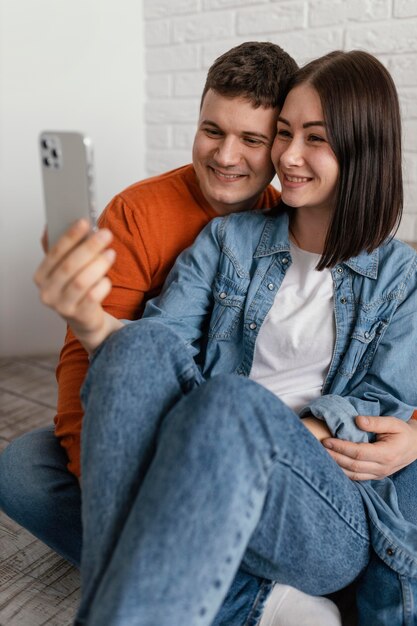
[201,119,270,141]
[278,116,326,129]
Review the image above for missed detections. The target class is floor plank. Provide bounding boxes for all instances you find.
[0,355,80,626]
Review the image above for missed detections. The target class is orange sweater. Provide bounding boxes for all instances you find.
[55,164,281,477]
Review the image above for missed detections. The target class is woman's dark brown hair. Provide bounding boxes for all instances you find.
[281,50,403,269]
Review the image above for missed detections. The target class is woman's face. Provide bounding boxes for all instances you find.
[272,84,339,217]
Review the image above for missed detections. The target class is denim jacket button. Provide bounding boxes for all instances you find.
[340,297,347,304]
[337,266,344,274]
[364,331,370,339]
[219,292,227,299]
[282,257,289,265]
[249,322,257,330]
[386,547,394,557]
[267,283,275,291]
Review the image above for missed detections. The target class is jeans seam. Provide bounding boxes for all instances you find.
[399,575,415,626]
[275,454,370,543]
[244,579,274,626]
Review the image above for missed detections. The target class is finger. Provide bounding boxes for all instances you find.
[41,227,48,253]
[355,414,406,434]
[81,276,113,307]
[34,219,91,285]
[38,230,113,307]
[54,249,116,317]
[325,448,382,477]
[341,467,384,482]
[322,437,376,461]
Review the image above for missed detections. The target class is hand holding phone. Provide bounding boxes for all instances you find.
[36,131,121,352]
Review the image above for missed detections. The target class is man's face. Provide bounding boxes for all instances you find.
[192,89,278,215]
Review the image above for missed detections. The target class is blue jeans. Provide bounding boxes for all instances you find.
[74,319,370,625]
[0,321,415,625]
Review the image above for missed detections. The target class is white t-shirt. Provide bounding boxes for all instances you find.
[249,243,335,413]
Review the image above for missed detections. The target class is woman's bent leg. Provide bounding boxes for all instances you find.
[0,426,82,566]
[77,334,370,626]
[78,319,204,619]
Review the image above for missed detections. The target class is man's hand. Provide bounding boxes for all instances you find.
[323,415,417,480]
[34,219,123,353]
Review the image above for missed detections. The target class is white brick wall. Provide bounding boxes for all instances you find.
[144,0,417,240]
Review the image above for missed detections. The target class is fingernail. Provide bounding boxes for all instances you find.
[360,416,370,426]
[323,440,333,449]
[96,229,112,243]
[103,249,116,262]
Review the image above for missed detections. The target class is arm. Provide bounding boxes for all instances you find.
[37,195,156,477]
[301,416,332,442]
[303,256,417,447]
[142,218,224,353]
[323,414,417,480]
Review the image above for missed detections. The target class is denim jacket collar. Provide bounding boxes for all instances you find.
[344,249,379,279]
[253,211,379,279]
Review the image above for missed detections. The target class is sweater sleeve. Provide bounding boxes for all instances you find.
[55,194,153,478]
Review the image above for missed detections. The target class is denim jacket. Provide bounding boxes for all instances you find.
[143,209,417,580]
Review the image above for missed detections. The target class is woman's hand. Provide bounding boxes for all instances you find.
[34,219,123,353]
[301,416,332,442]
[322,415,417,480]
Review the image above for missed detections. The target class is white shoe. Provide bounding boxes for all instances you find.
[259,584,342,626]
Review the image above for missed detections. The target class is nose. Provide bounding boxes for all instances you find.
[214,137,241,167]
[276,137,304,169]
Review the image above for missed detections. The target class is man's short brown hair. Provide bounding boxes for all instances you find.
[201,41,298,109]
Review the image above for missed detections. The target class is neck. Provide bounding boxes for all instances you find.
[289,208,331,254]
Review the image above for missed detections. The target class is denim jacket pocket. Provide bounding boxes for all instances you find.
[339,318,388,377]
[209,274,248,340]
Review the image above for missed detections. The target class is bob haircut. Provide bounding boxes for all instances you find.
[279,50,403,270]
[201,41,298,110]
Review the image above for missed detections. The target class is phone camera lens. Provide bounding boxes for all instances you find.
[41,139,49,149]
[43,157,51,167]
[51,149,58,158]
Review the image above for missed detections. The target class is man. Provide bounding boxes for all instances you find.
[2,41,417,625]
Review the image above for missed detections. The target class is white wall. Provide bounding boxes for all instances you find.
[0,0,145,357]
[143,0,417,239]
[3,0,416,356]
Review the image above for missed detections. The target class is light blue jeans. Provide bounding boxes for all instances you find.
[1,319,415,624]
[74,319,370,625]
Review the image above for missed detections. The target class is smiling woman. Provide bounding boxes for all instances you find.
[273,84,339,254]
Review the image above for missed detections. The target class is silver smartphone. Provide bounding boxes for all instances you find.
[39,131,97,247]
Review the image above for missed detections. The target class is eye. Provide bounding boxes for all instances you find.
[276,128,291,140]
[308,134,325,143]
[202,127,223,138]
[243,136,263,146]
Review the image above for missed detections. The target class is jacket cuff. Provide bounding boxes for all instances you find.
[300,395,371,443]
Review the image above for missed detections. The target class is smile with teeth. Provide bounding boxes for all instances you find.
[211,167,245,180]
[285,174,311,183]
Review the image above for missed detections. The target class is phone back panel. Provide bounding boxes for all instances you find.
[39,131,97,247]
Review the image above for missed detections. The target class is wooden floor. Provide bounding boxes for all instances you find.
[0,355,80,626]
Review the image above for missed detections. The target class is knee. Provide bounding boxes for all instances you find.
[87,319,187,381]
[0,427,60,514]
[163,375,299,464]
[165,375,277,446]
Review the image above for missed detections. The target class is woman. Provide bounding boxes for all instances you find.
[35,51,417,625]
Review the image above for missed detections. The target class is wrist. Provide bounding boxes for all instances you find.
[74,313,123,354]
